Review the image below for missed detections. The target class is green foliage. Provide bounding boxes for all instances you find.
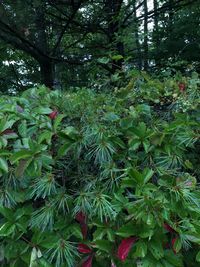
[0,72,200,266]
[0,0,199,92]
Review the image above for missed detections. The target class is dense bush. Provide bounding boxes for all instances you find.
[0,72,200,267]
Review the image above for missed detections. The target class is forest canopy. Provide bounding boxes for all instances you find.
[0,0,199,91]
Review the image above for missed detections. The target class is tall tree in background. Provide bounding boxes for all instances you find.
[153,0,160,66]
[143,0,149,70]
[0,0,90,88]
[0,0,199,92]
[104,0,124,72]
[134,1,142,70]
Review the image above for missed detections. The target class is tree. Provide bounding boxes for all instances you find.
[0,0,199,91]
[143,0,149,70]
[0,0,91,88]
[153,0,160,66]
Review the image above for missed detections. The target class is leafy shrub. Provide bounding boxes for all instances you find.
[0,73,200,267]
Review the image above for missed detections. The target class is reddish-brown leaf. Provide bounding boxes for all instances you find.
[82,255,93,267]
[117,237,138,262]
[1,129,15,135]
[78,244,92,254]
[80,222,88,239]
[178,82,186,92]
[172,237,177,254]
[76,211,86,224]
[49,110,58,119]
[163,223,176,233]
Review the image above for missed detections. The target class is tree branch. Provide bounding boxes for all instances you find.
[52,1,83,55]
[135,0,198,24]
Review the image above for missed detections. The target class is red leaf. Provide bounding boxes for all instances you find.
[1,129,15,135]
[76,211,86,224]
[49,110,58,120]
[82,255,93,267]
[78,244,93,254]
[178,82,186,92]
[163,223,176,233]
[117,237,138,262]
[171,237,177,254]
[80,222,88,239]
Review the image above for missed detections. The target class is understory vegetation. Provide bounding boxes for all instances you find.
[0,71,200,267]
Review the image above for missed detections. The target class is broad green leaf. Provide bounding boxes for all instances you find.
[162,259,174,267]
[34,107,52,114]
[164,250,183,266]
[134,241,147,258]
[93,228,106,241]
[129,139,141,150]
[106,229,115,242]
[149,240,164,260]
[60,126,79,139]
[173,237,182,253]
[15,159,32,177]
[10,150,33,163]
[117,223,137,237]
[69,224,83,239]
[143,168,154,184]
[196,251,200,262]
[38,258,53,267]
[111,54,123,61]
[128,168,142,184]
[146,213,154,226]
[0,149,12,157]
[184,160,193,169]
[29,247,38,267]
[132,122,147,138]
[121,177,135,188]
[39,235,59,249]
[0,119,16,132]
[38,131,53,144]
[18,120,27,137]
[97,57,110,64]
[53,114,65,131]
[136,104,151,115]
[143,140,150,152]
[94,240,112,253]
[0,222,16,236]
[0,157,8,172]
[0,207,14,220]
[0,136,8,148]
[58,141,74,156]
[139,227,154,239]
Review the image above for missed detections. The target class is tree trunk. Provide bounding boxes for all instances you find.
[105,0,124,73]
[34,2,55,88]
[168,0,174,37]
[153,0,160,66]
[113,41,124,72]
[143,0,149,70]
[39,60,55,88]
[134,4,142,70]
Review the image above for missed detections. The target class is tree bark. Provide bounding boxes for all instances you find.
[34,2,56,88]
[134,4,142,70]
[143,0,149,70]
[105,0,124,73]
[39,60,55,88]
[168,0,174,37]
[153,0,160,66]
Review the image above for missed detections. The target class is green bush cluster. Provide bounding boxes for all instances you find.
[0,72,200,267]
